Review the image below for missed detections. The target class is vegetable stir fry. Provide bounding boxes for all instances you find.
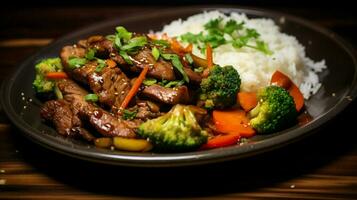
[34,19,306,152]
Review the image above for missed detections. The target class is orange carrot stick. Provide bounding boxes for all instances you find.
[289,83,304,112]
[45,72,68,79]
[206,43,213,69]
[106,59,117,68]
[237,92,258,112]
[120,65,149,110]
[213,109,255,137]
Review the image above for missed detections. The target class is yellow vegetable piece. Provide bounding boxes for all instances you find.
[113,137,153,152]
[94,137,113,148]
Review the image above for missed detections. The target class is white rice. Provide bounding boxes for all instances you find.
[158,11,326,99]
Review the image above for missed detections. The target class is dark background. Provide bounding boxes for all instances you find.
[1,1,357,199]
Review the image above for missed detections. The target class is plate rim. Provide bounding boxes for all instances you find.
[1,6,357,167]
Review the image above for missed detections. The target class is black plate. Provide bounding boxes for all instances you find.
[1,7,357,167]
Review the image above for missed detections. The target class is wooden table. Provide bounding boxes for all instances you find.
[1,5,357,199]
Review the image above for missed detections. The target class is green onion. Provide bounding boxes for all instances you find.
[84,94,99,102]
[152,39,170,47]
[68,57,87,69]
[151,47,160,61]
[95,59,107,72]
[164,80,185,88]
[116,26,132,42]
[161,53,189,83]
[194,67,204,73]
[85,48,96,60]
[119,51,133,65]
[121,36,147,52]
[184,53,193,64]
[143,78,157,86]
[54,85,63,99]
[122,109,137,120]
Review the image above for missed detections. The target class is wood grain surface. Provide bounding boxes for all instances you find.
[1,5,357,200]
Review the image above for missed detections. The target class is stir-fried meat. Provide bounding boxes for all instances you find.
[132,47,176,81]
[183,67,202,84]
[123,100,162,120]
[56,79,136,138]
[141,84,190,105]
[88,66,131,112]
[60,45,131,112]
[60,45,86,66]
[40,100,95,141]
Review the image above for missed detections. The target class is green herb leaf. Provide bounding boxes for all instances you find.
[143,78,157,86]
[164,80,185,88]
[119,51,133,65]
[224,20,244,34]
[122,109,137,120]
[152,39,170,47]
[194,67,204,73]
[115,26,132,42]
[95,59,107,72]
[121,36,147,52]
[105,34,115,41]
[151,47,160,61]
[204,17,223,30]
[161,53,173,60]
[84,94,99,102]
[68,57,87,69]
[171,55,189,83]
[85,49,96,60]
[184,53,193,64]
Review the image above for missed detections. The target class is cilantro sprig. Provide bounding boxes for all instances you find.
[179,17,272,55]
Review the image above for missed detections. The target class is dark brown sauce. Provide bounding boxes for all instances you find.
[298,111,313,126]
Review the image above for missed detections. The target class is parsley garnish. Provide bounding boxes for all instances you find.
[179,17,272,55]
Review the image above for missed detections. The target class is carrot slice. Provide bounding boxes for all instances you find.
[201,134,241,149]
[289,83,304,112]
[120,65,149,110]
[213,109,255,137]
[237,92,258,112]
[206,43,213,69]
[45,72,68,79]
[106,59,116,68]
[271,70,304,112]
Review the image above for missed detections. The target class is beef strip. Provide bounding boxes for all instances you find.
[183,67,202,84]
[140,84,190,105]
[40,100,95,141]
[131,47,176,81]
[56,79,136,138]
[60,45,131,112]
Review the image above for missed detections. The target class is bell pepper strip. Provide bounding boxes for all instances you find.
[106,59,117,68]
[45,72,68,79]
[206,43,213,69]
[270,70,304,112]
[212,109,255,137]
[120,65,149,110]
[237,92,258,112]
[200,134,241,149]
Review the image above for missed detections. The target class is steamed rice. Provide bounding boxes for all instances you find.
[158,11,326,99]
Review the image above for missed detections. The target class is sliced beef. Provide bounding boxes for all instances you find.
[60,45,131,112]
[132,47,176,81]
[140,84,190,105]
[60,45,86,67]
[183,67,202,84]
[123,100,161,120]
[40,100,95,141]
[87,66,131,112]
[57,79,136,138]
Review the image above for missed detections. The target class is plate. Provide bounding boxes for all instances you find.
[1,7,357,167]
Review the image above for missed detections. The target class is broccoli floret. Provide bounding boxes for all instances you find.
[33,58,63,93]
[138,104,208,151]
[199,65,241,109]
[249,86,297,134]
